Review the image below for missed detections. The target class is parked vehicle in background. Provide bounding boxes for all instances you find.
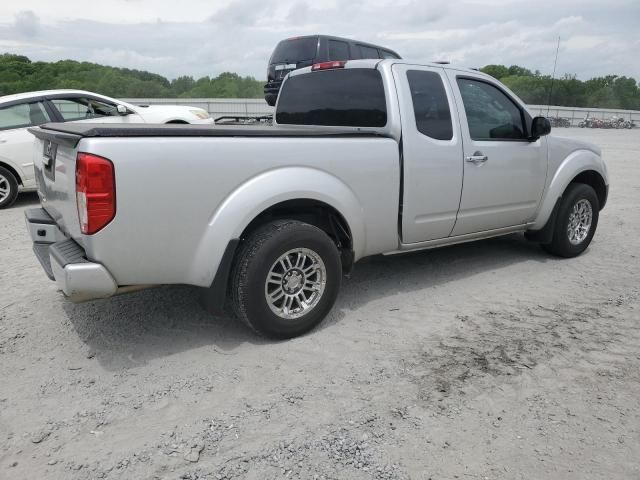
[27,59,608,339]
[0,90,212,208]
[579,115,634,129]
[263,35,401,106]
[609,116,634,129]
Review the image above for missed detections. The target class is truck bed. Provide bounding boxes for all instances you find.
[30,122,387,147]
[28,122,401,289]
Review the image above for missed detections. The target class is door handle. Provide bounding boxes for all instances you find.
[465,151,488,164]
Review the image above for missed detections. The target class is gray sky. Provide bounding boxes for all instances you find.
[0,0,639,81]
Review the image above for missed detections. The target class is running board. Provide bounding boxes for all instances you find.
[385,224,533,255]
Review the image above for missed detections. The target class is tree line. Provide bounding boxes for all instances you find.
[1,54,639,110]
[481,64,640,110]
[0,54,263,99]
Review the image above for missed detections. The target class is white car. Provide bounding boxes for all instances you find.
[0,89,213,208]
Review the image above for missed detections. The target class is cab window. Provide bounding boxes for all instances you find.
[276,69,387,127]
[456,78,526,140]
[0,102,51,131]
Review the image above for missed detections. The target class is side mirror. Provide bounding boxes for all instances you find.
[530,116,551,141]
[116,104,129,115]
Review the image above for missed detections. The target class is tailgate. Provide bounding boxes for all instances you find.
[28,126,83,241]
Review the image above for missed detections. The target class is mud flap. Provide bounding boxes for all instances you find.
[525,197,561,245]
[199,239,240,316]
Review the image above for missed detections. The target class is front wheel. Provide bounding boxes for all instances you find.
[543,183,599,258]
[0,166,19,209]
[230,220,342,338]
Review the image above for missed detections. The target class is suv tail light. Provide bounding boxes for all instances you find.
[76,153,116,235]
[311,61,346,71]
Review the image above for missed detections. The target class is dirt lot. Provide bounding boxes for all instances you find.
[1,128,639,480]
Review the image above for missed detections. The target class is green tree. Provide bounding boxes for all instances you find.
[481,64,510,79]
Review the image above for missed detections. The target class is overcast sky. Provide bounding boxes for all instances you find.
[0,0,638,81]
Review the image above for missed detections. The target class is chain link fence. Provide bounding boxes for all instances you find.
[528,105,640,127]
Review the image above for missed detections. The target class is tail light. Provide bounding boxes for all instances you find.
[311,61,346,71]
[76,153,116,234]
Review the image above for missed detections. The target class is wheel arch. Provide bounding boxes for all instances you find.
[240,198,355,273]
[0,160,23,185]
[189,166,365,289]
[569,170,607,210]
[531,149,608,230]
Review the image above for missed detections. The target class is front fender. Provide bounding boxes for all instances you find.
[189,167,365,286]
[532,149,608,230]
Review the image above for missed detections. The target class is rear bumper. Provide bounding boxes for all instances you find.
[25,208,117,302]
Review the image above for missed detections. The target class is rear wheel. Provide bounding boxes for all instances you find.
[231,220,342,338]
[543,183,599,258]
[0,166,19,209]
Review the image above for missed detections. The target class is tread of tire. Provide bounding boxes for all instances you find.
[230,220,300,335]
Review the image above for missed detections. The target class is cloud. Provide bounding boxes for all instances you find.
[13,10,40,38]
[0,0,637,81]
[208,0,271,27]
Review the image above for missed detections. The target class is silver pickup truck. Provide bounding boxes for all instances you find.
[26,59,609,338]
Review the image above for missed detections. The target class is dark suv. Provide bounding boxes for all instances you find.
[264,35,401,106]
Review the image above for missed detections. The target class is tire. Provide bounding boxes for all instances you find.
[0,166,19,209]
[543,183,599,258]
[230,220,342,339]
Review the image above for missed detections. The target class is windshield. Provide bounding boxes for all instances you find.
[270,37,318,64]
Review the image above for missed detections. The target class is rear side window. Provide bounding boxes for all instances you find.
[328,40,350,60]
[276,69,387,127]
[0,102,51,130]
[358,45,379,59]
[271,37,318,63]
[51,99,90,121]
[407,70,453,140]
[52,97,119,121]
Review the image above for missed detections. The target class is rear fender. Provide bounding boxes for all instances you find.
[189,167,365,286]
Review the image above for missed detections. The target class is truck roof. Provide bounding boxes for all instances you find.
[288,59,490,78]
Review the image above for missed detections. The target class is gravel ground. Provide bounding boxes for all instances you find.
[1,128,639,480]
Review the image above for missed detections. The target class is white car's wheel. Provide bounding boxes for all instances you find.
[0,166,19,209]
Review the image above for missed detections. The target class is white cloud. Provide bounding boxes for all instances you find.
[0,1,638,80]
[13,10,40,37]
